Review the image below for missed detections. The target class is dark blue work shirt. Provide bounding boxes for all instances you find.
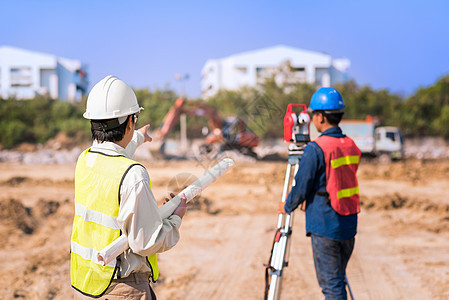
[284,127,358,241]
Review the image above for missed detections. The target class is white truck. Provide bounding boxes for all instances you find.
[310,117,404,162]
[339,121,403,162]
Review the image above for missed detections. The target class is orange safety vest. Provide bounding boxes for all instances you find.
[314,135,361,216]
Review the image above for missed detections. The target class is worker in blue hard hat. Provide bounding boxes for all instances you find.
[281,87,361,299]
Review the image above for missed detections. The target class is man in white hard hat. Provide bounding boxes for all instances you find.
[70,75,187,299]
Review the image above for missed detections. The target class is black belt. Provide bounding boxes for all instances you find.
[316,191,330,206]
[113,272,150,284]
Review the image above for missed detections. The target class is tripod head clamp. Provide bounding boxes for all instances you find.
[284,104,310,155]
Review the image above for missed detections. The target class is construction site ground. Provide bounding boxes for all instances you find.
[1,157,448,299]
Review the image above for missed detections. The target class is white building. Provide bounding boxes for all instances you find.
[201,45,350,98]
[0,46,88,101]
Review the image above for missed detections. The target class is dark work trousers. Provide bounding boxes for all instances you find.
[311,234,355,300]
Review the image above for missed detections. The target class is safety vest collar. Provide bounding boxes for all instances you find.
[88,148,126,158]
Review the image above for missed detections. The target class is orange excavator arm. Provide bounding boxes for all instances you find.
[156,98,259,155]
[157,98,186,141]
[157,98,224,142]
[182,103,223,139]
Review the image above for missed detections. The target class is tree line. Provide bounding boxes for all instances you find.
[0,75,448,149]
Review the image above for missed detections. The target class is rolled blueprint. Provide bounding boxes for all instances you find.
[97,158,235,266]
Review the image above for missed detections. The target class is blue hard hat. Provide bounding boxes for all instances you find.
[309,87,345,111]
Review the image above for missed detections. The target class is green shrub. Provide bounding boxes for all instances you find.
[1,74,449,149]
[0,120,29,148]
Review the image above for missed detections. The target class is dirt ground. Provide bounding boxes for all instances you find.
[0,157,448,300]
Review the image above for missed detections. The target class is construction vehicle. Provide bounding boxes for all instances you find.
[310,115,404,162]
[157,98,259,157]
[339,116,403,162]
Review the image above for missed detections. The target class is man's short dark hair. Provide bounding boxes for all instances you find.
[91,115,132,143]
[313,110,344,126]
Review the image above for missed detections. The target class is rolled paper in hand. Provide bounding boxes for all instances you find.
[158,158,235,218]
[97,158,235,266]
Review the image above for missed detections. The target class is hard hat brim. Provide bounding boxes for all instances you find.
[83,106,143,120]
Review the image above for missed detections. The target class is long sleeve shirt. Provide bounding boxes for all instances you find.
[90,131,182,277]
[284,127,357,241]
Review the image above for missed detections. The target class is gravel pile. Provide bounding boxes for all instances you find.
[0,147,83,164]
[404,137,449,159]
[1,137,448,164]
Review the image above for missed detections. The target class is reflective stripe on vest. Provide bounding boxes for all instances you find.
[331,155,360,169]
[337,186,359,199]
[314,135,361,216]
[71,148,159,297]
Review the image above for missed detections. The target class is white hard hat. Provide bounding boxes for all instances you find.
[83,75,143,120]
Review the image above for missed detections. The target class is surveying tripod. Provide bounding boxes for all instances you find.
[264,143,303,300]
[263,144,356,300]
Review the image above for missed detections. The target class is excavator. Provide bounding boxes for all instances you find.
[156,98,259,158]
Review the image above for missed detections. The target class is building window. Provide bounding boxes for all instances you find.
[292,67,305,72]
[291,66,306,82]
[235,66,247,74]
[10,67,33,87]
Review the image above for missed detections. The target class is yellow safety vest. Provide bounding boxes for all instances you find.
[71,148,159,297]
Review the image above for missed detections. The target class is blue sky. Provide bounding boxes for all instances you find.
[2,0,448,98]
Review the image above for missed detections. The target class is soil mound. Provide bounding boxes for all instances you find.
[0,198,37,234]
[0,198,61,236]
[358,158,449,182]
[0,176,74,188]
[361,193,449,214]
[361,193,449,234]
[187,196,221,215]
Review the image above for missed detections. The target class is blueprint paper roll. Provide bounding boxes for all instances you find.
[97,158,235,266]
[97,235,128,266]
[158,158,235,218]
